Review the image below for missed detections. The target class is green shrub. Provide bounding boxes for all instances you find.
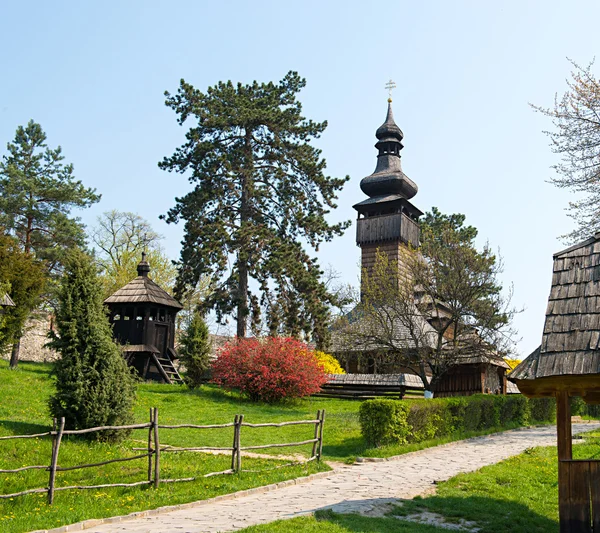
[179,311,212,388]
[500,394,529,426]
[359,399,410,447]
[359,394,556,448]
[406,400,454,442]
[571,396,600,419]
[480,396,502,428]
[529,398,556,423]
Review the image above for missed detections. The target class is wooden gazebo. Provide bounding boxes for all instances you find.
[510,233,600,532]
[104,253,183,384]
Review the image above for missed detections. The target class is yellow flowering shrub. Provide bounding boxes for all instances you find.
[505,358,522,370]
[314,351,345,374]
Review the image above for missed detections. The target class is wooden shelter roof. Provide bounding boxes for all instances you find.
[0,293,15,307]
[510,233,600,383]
[104,276,183,309]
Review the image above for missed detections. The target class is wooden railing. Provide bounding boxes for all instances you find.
[558,459,600,533]
[0,409,325,504]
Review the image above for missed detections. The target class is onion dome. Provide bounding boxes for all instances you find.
[359,101,417,200]
[137,252,151,277]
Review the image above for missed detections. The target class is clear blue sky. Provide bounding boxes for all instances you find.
[1,1,598,357]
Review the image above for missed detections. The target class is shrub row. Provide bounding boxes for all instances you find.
[571,396,600,418]
[359,394,556,447]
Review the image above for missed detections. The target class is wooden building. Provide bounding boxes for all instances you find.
[510,233,600,532]
[0,293,15,308]
[332,98,509,397]
[104,253,183,384]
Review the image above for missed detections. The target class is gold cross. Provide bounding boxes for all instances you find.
[385,79,396,102]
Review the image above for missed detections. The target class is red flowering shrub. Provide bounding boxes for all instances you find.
[211,337,327,403]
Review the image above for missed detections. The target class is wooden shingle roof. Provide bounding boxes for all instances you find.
[0,293,15,307]
[104,276,182,309]
[510,233,600,382]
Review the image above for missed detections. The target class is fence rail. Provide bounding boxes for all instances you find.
[0,408,325,504]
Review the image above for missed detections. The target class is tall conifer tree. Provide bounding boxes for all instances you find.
[160,72,349,345]
[49,249,136,441]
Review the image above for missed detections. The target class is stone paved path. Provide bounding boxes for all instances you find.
[83,423,598,533]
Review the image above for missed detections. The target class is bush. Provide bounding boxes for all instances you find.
[48,249,136,442]
[179,311,212,388]
[314,351,345,374]
[406,400,454,442]
[211,337,327,403]
[359,394,556,448]
[529,397,556,423]
[359,399,410,446]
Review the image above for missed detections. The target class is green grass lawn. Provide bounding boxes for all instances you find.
[239,510,448,532]
[0,360,561,533]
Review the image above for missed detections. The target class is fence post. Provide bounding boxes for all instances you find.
[153,408,160,488]
[231,415,239,472]
[48,417,65,504]
[311,410,322,459]
[236,415,244,473]
[317,410,325,462]
[147,408,153,484]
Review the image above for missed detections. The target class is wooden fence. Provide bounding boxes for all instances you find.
[0,408,325,504]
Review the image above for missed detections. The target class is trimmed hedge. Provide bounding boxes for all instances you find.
[359,394,556,447]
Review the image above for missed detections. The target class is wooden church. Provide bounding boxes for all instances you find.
[104,253,184,384]
[332,95,509,397]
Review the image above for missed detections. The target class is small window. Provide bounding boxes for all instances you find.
[136,316,143,321]
[124,315,130,321]
[113,314,120,321]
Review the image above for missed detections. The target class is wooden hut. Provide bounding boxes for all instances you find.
[0,293,15,308]
[104,253,183,384]
[510,233,600,532]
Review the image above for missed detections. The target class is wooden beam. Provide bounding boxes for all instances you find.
[557,391,572,461]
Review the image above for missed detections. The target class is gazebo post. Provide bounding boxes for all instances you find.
[556,391,574,533]
[556,391,572,461]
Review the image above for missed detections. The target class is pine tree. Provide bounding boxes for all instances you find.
[179,311,212,388]
[160,72,350,345]
[0,120,100,265]
[0,120,100,363]
[48,249,136,441]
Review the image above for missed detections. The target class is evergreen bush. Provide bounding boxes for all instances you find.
[48,249,136,442]
[179,311,212,388]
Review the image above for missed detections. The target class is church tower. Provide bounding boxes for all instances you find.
[353,97,422,289]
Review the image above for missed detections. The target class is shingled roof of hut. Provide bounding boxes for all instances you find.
[103,253,183,309]
[1,293,15,307]
[510,232,600,382]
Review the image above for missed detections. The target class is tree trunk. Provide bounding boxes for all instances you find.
[9,339,20,369]
[236,129,253,338]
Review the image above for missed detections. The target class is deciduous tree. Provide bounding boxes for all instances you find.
[0,235,46,368]
[160,72,350,345]
[338,208,517,392]
[91,210,177,298]
[532,59,600,242]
